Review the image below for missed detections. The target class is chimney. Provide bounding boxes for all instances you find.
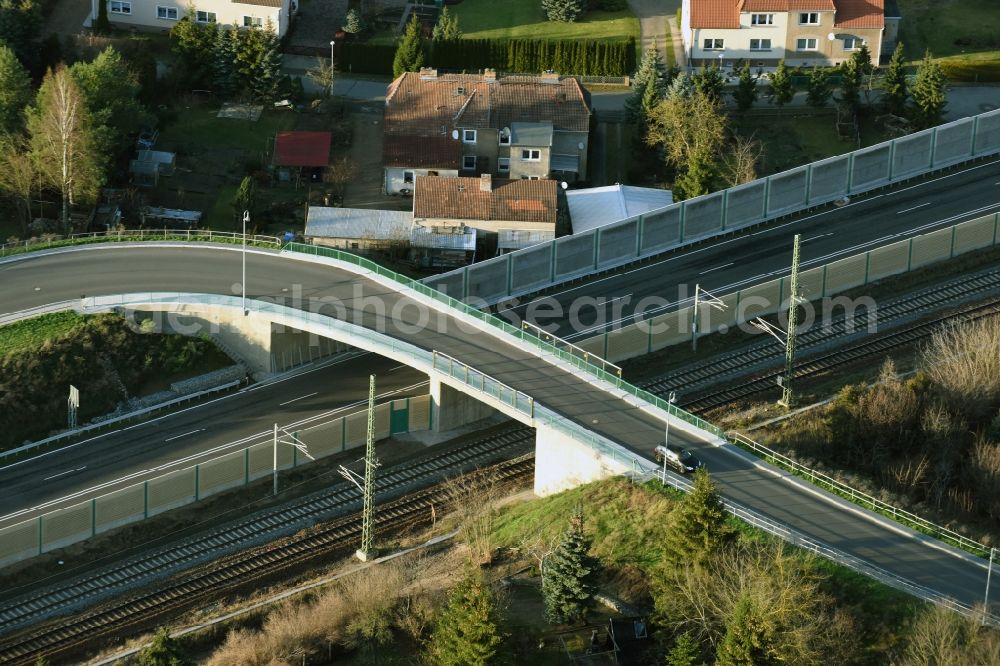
[483,68,497,82]
[480,173,493,192]
[541,70,560,84]
[419,67,438,79]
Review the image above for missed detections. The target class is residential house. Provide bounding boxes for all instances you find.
[383,69,591,194]
[566,184,673,235]
[92,0,295,38]
[681,0,886,69]
[412,175,558,252]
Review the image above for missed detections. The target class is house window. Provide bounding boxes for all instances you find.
[796,38,818,51]
[403,171,414,184]
[350,242,359,249]
[109,1,131,14]
[463,155,477,170]
[799,12,819,25]
[521,149,540,161]
[156,6,178,19]
[462,129,477,144]
[843,37,863,50]
[702,38,724,50]
[243,15,263,27]
[749,39,771,50]
[195,10,216,22]
[498,157,510,172]
[750,14,773,25]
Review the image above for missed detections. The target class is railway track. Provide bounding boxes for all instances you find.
[0,425,535,663]
[672,295,1000,413]
[641,268,1000,402]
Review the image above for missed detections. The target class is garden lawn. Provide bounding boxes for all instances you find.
[453,0,640,43]
[158,107,297,153]
[897,0,1000,60]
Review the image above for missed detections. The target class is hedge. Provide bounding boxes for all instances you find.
[939,57,1000,83]
[337,37,636,77]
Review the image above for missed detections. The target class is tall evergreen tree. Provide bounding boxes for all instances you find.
[541,0,586,23]
[542,508,601,625]
[715,593,772,666]
[667,632,705,666]
[851,42,874,77]
[212,27,239,98]
[838,56,862,112]
[425,570,503,666]
[247,21,282,101]
[432,6,461,41]
[667,72,694,100]
[731,59,758,112]
[692,64,725,104]
[882,41,908,116]
[625,43,666,123]
[805,66,831,108]
[766,60,793,106]
[170,10,219,88]
[0,0,42,72]
[663,468,735,566]
[393,15,425,77]
[910,50,946,129]
[0,42,31,134]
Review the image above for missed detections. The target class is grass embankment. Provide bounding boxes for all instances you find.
[453,0,640,43]
[897,0,1000,80]
[0,313,232,450]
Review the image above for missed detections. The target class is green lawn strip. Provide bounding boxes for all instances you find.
[158,107,297,153]
[453,0,639,42]
[897,0,1000,60]
[0,311,86,357]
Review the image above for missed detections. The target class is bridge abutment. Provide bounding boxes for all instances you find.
[429,377,496,432]
[533,422,632,497]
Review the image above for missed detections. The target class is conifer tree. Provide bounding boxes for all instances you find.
[715,593,771,666]
[212,27,238,98]
[766,60,793,106]
[851,41,873,77]
[882,42,908,116]
[542,507,601,625]
[248,21,283,101]
[0,42,31,134]
[432,7,461,41]
[393,15,425,77]
[137,627,188,666]
[692,64,725,104]
[625,43,666,122]
[838,56,862,112]
[663,468,735,567]
[541,0,586,23]
[731,59,758,112]
[910,50,946,129]
[426,570,503,666]
[805,66,831,108]
[667,632,705,666]
[667,72,694,100]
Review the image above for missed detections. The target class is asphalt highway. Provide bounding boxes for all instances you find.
[501,158,1000,339]
[1,244,997,614]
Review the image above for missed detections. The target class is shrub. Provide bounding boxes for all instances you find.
[938,57,1000,82]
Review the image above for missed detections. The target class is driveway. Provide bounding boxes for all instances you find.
[627,0,683,67]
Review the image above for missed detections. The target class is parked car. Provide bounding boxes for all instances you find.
[653,443,703,474]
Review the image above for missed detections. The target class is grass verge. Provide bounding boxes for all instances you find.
[453,0,640,43]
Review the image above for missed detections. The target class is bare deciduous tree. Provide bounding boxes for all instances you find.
[27,66,100,231]
[895,604,1000,666]
[445,469,504,566]
[307,56,337,97]
[922,319,1000,421]
[724,134,763,187]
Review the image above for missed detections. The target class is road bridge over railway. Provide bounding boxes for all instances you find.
[1,243,998,622]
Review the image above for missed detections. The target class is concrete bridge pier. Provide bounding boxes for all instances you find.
[429,377,496,432]
[533,422,632,497]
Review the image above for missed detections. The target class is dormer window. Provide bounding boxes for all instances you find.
[456,86,465,95]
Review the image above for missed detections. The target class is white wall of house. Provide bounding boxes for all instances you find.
[689,12,791,63]
[95,0,290,37]
[385,167,459,195]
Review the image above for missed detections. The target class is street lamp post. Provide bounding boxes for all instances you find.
[329,40,336,96]
[242,210,249,315]
[662,391,677,483]
[985,546,996,626]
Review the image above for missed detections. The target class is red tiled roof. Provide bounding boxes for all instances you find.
[273,132,331,167]
[689,0,839,28]
[690,0,741,29]
[833,0,884,28]
[383,135,460,169]
[413,176,557,224]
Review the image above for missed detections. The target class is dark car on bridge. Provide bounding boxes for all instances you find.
[653,444,703,474]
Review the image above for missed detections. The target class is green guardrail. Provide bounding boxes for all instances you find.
[284,242,727,441]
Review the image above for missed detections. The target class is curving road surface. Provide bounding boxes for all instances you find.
[1,244,997,617]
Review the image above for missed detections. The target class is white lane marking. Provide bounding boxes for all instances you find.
[803,232,834,243]
[896,202,931,214]
[388,364,407,372]
[279,392,318,406]
[43,466,86,481]
[698,262,734,275]
[164,429,204,442]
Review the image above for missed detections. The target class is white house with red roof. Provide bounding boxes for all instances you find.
[681,0,891,68]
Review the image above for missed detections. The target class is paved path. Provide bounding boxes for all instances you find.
[627,0,674,67]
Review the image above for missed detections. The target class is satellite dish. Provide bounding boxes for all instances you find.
[577,142,585,150]
[827,32,836,41]
[560,181,568,190]
[451,129,459,140]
